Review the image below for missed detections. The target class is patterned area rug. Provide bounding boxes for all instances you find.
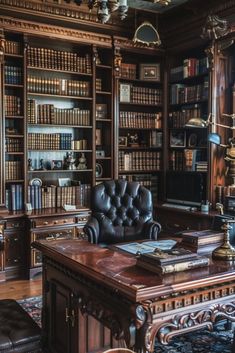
[17,296,233,353]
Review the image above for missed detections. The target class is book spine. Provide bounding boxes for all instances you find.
[160,257,209,274]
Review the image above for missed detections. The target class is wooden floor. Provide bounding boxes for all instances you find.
[0,277,42,300]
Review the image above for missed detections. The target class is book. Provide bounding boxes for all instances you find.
[139,247,195,266]
[136,254,209,274]
[181,229,224,246]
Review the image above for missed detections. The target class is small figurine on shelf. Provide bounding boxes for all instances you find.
[39,158,46,170]
[28,158,34,171]
[77,153,87,170]
[64,152,76,170]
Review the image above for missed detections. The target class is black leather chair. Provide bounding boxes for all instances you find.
[84,179,161,244]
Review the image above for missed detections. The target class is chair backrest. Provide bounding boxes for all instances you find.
[102,349,135,353]
[91,179,153,243]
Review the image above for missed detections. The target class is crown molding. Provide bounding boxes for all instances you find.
[0,16,112,47]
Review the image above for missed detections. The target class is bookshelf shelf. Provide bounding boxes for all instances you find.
[5,84,24,88]
[27,169,93,173]
[28,149,92,152]
[119,77,162,85]
[5,180,24,183]
[6,152,24,155]
[96,64,112,69]
[169,71,208,84]
[96,91,112,95]
[27,66,92,77]
[96,157,111,160]
[5,134,24,138]
[120,127,162,131]
[27,92,92,100]
[119,102,162,108]
[5,53,23,59]
[170,99,208,107]
[28,124,92,129]
[96,118,111,122]
[5,116,24,119]
[119,146,162,150]
[119,169,161,174]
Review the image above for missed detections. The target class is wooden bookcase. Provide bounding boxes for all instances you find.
[4,34,25,211]
[165,47,210,207]
[113,37,165,202]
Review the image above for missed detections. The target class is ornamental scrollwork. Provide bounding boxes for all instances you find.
[201,14,230,41]
[157,302,235,345]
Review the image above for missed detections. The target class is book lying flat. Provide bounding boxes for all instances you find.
[136,255,209,274]
[139,247,194,266]
[115,240,177,255]
[181,229,224,245]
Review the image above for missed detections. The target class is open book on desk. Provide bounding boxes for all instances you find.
[115,240,177,255]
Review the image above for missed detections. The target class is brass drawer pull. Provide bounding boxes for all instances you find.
[54,220,58,224]
[43,221,48,225]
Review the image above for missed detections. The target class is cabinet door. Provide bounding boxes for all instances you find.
[5,230,25,279]
[48,280,78,353]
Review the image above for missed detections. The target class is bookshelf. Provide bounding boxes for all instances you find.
[4,34,25,212]
[26,38,93,210]
[115,42,164,201]
[94,46,113,184]
[167,52,209,203]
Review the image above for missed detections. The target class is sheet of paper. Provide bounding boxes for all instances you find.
[116,240,177,254]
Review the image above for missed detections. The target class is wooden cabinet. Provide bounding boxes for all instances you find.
[4,216,26,280]
[26,207,90,278]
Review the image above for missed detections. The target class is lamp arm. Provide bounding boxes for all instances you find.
[210,121,235,130]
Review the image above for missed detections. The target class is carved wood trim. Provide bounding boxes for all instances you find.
[0,0,128,30]
[113,36,164,55]
[0,16,112,47]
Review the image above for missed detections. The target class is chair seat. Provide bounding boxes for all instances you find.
[0,299,41,353]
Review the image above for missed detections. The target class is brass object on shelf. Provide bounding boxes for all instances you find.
[212,220,235,260]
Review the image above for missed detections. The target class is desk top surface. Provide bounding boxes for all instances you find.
[33,239,235,302]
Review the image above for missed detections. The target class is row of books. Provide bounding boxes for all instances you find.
[119,111,162,129]
[170,57,208,81]
[5,40,22,55]
[181,229,224,254]
[119,63,137,80]
[27,100,91,126]
[28,133,72,150]
[27,76,90,97]
[119,151,161,171]
[130,86,162,105]
[27,46,92,73]
[169,150,207,171]
[150,131,162,148]
[5,161,23,181]
[5,137,23,153]
[6,184,23,211]
[169,104,203,128]
[170,79,208,105]
[5,66,23,85]
[4,95,21,116]
[27,184,91,210]
[120,174,158,200]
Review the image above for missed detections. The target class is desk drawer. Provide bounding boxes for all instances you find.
[31,228,75,242]
[6,219,25,230]
[34,217,76,228]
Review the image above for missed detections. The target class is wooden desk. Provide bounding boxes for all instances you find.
[33,239,235,353]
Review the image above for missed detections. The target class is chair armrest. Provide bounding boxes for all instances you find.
[84,217,100,244]
[144,220,161,240]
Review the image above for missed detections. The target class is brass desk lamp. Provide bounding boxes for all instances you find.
[212,219,235,260]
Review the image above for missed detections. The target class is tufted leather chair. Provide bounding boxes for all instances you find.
[84,179,161,244]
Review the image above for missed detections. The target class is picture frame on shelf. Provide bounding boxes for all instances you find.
[96,163,103,178]
[96,129,102,146]
[170,130,186,147]
[96,104,107,119]
[119,136,128,147]
[139,63,160,82]
[188,133,198,147]
[120,83,131,103]
[58,178,71,187]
